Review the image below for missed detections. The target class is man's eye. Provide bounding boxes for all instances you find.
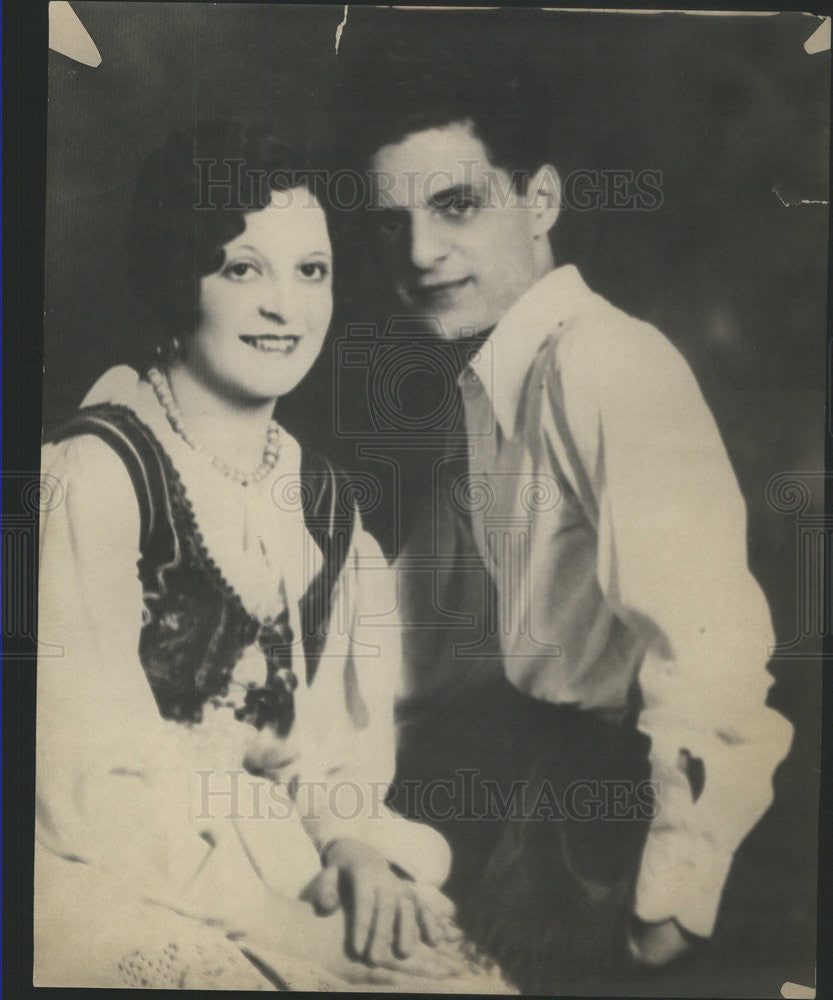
[442,198,481,217]
[224,261,259,281]
[299,261,329,281]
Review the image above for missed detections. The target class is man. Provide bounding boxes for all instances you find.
[337,44,793,992]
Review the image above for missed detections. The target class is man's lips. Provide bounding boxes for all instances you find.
[409,277,472,299]
[239,334,300,354]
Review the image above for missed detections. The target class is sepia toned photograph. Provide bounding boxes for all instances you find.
[28,2,829,994]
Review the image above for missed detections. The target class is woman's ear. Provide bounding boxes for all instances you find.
[527,164,561,239]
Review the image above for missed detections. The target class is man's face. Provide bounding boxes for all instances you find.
[367,121,546,339]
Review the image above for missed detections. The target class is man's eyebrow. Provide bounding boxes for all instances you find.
[427,183,484,208]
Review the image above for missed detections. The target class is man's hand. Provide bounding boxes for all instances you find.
[627,916,697,967]
[302,838,460,967]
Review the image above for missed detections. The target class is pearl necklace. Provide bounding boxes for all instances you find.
[147,367,281,486]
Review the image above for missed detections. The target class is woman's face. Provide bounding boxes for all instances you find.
[187,187,333,404]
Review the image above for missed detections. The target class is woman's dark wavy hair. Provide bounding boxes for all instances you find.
[128,120,332,352]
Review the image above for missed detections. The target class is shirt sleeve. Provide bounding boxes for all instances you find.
[293,516,452,888]
[554,320,794,937]
[36,436,214,899]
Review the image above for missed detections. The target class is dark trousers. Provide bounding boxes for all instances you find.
[391,676,653,994]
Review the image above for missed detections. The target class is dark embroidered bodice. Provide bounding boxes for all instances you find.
[46,403,355,736]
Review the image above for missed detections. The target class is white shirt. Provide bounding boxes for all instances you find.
[407,265,793,937]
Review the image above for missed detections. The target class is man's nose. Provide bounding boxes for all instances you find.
[409,210,449,270]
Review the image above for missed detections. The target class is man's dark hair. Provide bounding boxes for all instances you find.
[128,119,332,352]
[336,40,554,192]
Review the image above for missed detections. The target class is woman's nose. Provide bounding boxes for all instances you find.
[258,280,288,324]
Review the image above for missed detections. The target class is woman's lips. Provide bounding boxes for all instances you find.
[239,334,300,354]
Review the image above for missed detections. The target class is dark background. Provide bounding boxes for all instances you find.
[41,4,828,995]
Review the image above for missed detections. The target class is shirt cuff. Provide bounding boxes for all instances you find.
[634,833,735,938]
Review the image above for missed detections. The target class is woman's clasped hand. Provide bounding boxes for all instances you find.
[303,838,463,969]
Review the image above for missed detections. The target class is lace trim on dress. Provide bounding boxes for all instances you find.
[117,938,271,990]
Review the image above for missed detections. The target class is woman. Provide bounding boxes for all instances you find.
[35,121,507,991]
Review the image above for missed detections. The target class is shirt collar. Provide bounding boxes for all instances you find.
[458,264,589,435]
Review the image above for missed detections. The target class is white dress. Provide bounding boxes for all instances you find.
[34,366,461,990]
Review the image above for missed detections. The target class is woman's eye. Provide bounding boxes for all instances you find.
[299,261,330,281]
[224,261,259,281]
